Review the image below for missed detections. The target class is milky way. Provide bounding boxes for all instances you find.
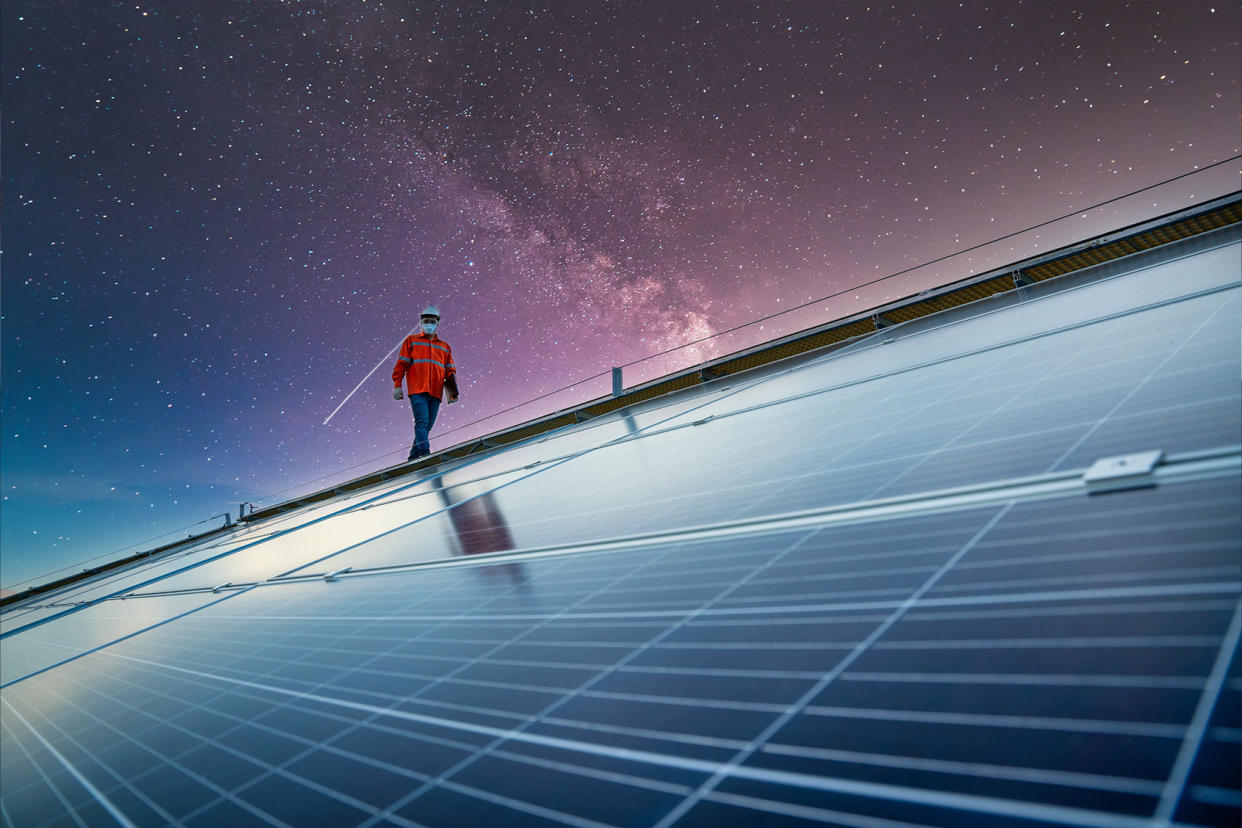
[2,1,1239,587]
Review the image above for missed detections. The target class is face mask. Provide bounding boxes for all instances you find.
[421,321,438,335]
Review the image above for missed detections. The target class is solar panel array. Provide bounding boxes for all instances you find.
[2,225,1240,827]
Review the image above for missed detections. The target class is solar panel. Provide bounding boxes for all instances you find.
[2,223,1239,827]
[2,480,1238,826]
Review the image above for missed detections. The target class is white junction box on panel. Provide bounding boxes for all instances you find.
[1082,449,1164,494]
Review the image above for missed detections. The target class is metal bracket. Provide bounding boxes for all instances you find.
[324,567,352,582]
[1082,449,1163,494]
[698,366,725,382]
[574,410,594,423]
[211,582,232,593]
[872,313,896,329]
[1013,269,1036,287]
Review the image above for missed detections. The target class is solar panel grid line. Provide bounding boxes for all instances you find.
[0,699,137,828]
[772,536,1234,584]
[117,627,863,683]
[3,551,581,824]
[146,578,1242,626]
[0,716,93,828]
[696,789,930,828]
[949,539,1240,575]
[924,565,1241,598]
[529,714,751,755]
[870,635,1224,650]
[351,530,823,827]
[898,596,1240,626]
[1046,289,1239,475]
[841,671,1211,689]
[1151,601,1242,825]
[96,658,474,785]
[66,648,1171,828]
[647,505,1012,828]
[7,690,287,828]
[799,705,1188,738]
[922,581,1241,612]
[477,747,695,797]
[70,531,844,824]
[959,511,1242,549]
[99,652,718,822]
[755,742,1167,797]
[91,642,461,827]
[939,549,1241,585]
[152,539,704,826]
[430,778,616,828]
[13,659,385,828]
[863,312,1133,504]
[4,499,1237,828]
[731,332,1018,524]
[0,590,247,690]
[437,464,1222,598]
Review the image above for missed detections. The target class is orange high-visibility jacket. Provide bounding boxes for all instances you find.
[393,333,457,399]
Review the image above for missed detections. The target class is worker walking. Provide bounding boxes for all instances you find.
[393,305,459,461]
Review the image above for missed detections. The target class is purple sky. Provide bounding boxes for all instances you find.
[2,1,1239,590]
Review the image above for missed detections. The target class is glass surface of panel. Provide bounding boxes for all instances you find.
[0,592,238,684]
[2,475,1237,827]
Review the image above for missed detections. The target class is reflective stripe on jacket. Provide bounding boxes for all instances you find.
[393,333,456,399]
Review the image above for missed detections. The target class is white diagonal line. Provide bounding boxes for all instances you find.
[1,697,138,828]
[1150,599,1242,825]
[651,505,1012,827]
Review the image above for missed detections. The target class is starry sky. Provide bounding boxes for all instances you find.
[2,1,1239,591]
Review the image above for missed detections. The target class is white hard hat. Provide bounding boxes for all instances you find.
[420,305,441,319]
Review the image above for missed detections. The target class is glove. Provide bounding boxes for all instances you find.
[393,387,403,400]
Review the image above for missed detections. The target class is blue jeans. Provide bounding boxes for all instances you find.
[408,392,441,460]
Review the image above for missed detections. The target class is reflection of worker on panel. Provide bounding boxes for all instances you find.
[431,477,524,583]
